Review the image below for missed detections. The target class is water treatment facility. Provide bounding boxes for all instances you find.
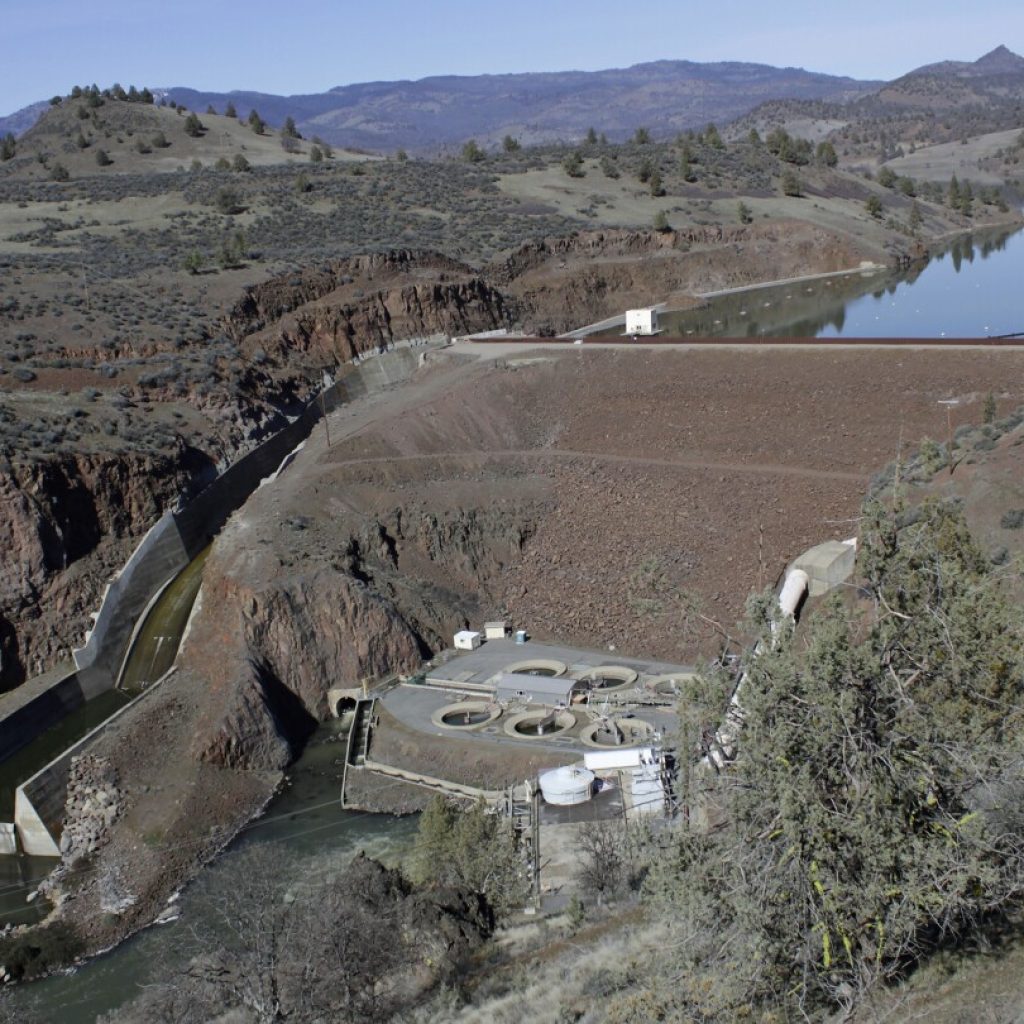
[336,632,691,905]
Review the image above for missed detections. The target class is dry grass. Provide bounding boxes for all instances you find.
[880,128,1024,187]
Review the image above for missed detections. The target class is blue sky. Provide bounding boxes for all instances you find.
[3,0,1023,116]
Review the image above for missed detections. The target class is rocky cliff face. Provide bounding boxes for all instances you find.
[0,446,211,689]
[487,224,870,334]
[183,497,541,772]
[227,250,513,367]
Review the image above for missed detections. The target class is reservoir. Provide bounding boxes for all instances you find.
[596,227,1024,339]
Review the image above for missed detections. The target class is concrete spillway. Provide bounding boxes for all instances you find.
[118,545,210,692]
[0,548,210,832]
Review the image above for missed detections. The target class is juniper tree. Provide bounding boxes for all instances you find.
[411,797,528,919]
[563,149,585,178]
[780,168,801,196]
[652,498,1024,1019]
[816,140,838,167]
[461,139,484,163]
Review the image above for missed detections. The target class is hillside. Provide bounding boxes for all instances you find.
[730,46,1024,168]
[150,60,878,153]
[0,93,370,180]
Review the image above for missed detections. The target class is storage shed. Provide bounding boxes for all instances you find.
[494,672,584,707]
[484,621,508,640]
[625,307,659,336]
[454,630,482,651]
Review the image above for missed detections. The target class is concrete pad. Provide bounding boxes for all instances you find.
[426,638,693,691]
[793,540,857,597]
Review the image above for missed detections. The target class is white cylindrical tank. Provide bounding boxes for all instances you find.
[539,766,595,806]
[778,569,809,619]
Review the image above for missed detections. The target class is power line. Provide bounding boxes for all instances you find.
[0,774,428,916]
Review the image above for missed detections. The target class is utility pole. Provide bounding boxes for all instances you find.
[81,264,91,311]
[758,520,765,591]
[320,388,331,448]
[938,398,959,477]
[946,405,955,476]
[320,370,334,448]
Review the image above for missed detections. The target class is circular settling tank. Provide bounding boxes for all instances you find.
[431,701,501,731]
[580,718,656,748]
[646,673,696,697]
[539,765,595,806]
[580,665,639,692]
[504,709,576,739]
[503,659,568,678]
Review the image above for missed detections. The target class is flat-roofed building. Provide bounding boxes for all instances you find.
[494,672,584,707]
[625,307,659,336]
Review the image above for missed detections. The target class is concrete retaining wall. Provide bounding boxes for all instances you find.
[2,344,431,853]
[0,665,85,763]
[15,669,178,857]
[70,343,428,696]
[73,513,189,695]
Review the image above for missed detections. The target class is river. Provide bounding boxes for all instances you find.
[595,226,1024,339]
[6,724,418,1022]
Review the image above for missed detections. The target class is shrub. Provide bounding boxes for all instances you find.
[918,437,946,474]
[214,186,243,214]
[1000,509,1024,530]
[0,922,84,980]
[183,113,205,137]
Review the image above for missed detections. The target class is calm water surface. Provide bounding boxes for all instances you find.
[597,226,1024,339]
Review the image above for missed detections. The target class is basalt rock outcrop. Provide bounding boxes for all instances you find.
[186,569,426,771]
[0,445,211,689]
[487,223,869,334]
[184,495,542,773]
[226,250,513,367]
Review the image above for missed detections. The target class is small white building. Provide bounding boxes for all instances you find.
[484,621,508,640]
[454,630,482,651]
[625,307,659,336]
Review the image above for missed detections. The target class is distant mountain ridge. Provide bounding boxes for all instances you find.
[877,44,1024,110]
[904,44,1024,79]
[163,61,879,152]
[0,100,50,139]
[5,47,1020,154]
[0,59,881,152]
